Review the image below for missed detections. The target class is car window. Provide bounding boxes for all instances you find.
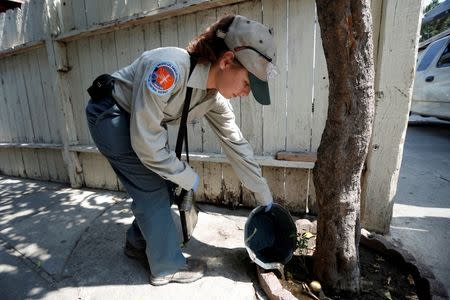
[417,38,447,71]
[436,41,450,68]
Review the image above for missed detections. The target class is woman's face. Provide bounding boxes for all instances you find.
[215,52,251,99]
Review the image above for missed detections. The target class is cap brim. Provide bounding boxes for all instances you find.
[249,72,271,105]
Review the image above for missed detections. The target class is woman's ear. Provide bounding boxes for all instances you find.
[219,51,235,70]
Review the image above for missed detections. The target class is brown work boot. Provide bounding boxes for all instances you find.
[149,258,206,286]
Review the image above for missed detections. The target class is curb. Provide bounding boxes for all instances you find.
[256,227,448,300]
[257,266,297,300]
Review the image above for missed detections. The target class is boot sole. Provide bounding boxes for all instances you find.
[149,274,203,286]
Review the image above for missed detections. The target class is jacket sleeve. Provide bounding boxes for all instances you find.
[204,95,273,206]
[129,59,197,191]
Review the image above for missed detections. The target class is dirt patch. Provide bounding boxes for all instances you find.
[278,244,419,300]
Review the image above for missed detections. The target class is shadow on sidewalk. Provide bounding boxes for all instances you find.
[0,177,255,299]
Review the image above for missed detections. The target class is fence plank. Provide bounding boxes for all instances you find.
[285,0,316,213]
[203,162,222,203]
[362,0,422,233]
[89,35,105,78]
[72,0,87,30]
[57,0,75,32]
[370,0,383,69]
[0,149,13,176]
[23,51,53,180]
[100,32,119,73]
[159,0,177,8]
[128,0,143,16]
[2,9,15,49]
[33,48,60,181]
[222,163,241,207]
[97,0,112,24]
[114,28,131,69]
[66,41,85,146]
[76,38,95,144]
[111,0,126,21]
[143,20,161,50]
[261,0,288,208]
[0,60,15,176]
[262,0,287,154]
[79,152,117,189]
[25,1,39,41]
[0,12,5,46]
[37,45,67,181]
[20,1,30,44]
[141,0,159,13]
[85,0,100,28]
[7,56,35,178]
[128,26,146,62]
[48,149,69,182]
[286,0,315,152]
[15,6,23,45]
[46,39,84,187]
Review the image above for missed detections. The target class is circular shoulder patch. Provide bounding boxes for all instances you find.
[146,61,180,96]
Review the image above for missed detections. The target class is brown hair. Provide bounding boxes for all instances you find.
[186,14,235,63]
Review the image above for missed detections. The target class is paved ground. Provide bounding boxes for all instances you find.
[0,115,448,299]
[0,177,263,300]
[386,115,450,295]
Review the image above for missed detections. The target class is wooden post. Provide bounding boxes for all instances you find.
[44,2,84,187]
[44,38,84,188]
[361,0,423,233]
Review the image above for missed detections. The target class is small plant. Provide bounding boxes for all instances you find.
[296,231,315,256]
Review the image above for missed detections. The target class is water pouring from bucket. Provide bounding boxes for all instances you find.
[244,203,297,275]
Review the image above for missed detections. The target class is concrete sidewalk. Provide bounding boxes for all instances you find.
[0,176,261,300]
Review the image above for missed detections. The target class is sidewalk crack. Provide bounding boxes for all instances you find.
[0,237,58,288]
[57,196,126,280]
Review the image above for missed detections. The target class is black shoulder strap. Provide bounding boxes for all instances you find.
[175,56,197,163]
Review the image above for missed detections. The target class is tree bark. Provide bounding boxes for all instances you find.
[313,0,375,293]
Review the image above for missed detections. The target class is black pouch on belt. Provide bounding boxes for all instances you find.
[87,74,115,101]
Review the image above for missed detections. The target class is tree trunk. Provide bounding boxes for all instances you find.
[313,0,375,293]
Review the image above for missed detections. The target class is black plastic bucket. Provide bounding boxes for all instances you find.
[244,203,297,269]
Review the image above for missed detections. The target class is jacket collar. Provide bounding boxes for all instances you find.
[187,62,211,90]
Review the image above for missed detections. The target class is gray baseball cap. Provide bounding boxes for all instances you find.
[220,15,278,105]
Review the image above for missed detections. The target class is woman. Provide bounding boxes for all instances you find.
[86,14,277,285]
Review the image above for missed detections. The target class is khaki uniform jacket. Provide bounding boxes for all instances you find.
[111,47,272,206]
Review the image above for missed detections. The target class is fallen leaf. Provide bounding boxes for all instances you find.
[384,291,393,300]
[407,274,415,285]
[302,232,314,239]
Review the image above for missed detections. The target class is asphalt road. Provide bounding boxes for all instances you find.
[387,114,450,295]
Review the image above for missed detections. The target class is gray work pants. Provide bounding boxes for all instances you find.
[85,96,186,277]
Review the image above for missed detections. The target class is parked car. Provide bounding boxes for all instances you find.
[411,35,450,121]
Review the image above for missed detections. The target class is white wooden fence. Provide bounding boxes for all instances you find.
[0,0,423,233]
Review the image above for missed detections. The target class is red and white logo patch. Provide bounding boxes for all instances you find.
[146,62,179,96]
